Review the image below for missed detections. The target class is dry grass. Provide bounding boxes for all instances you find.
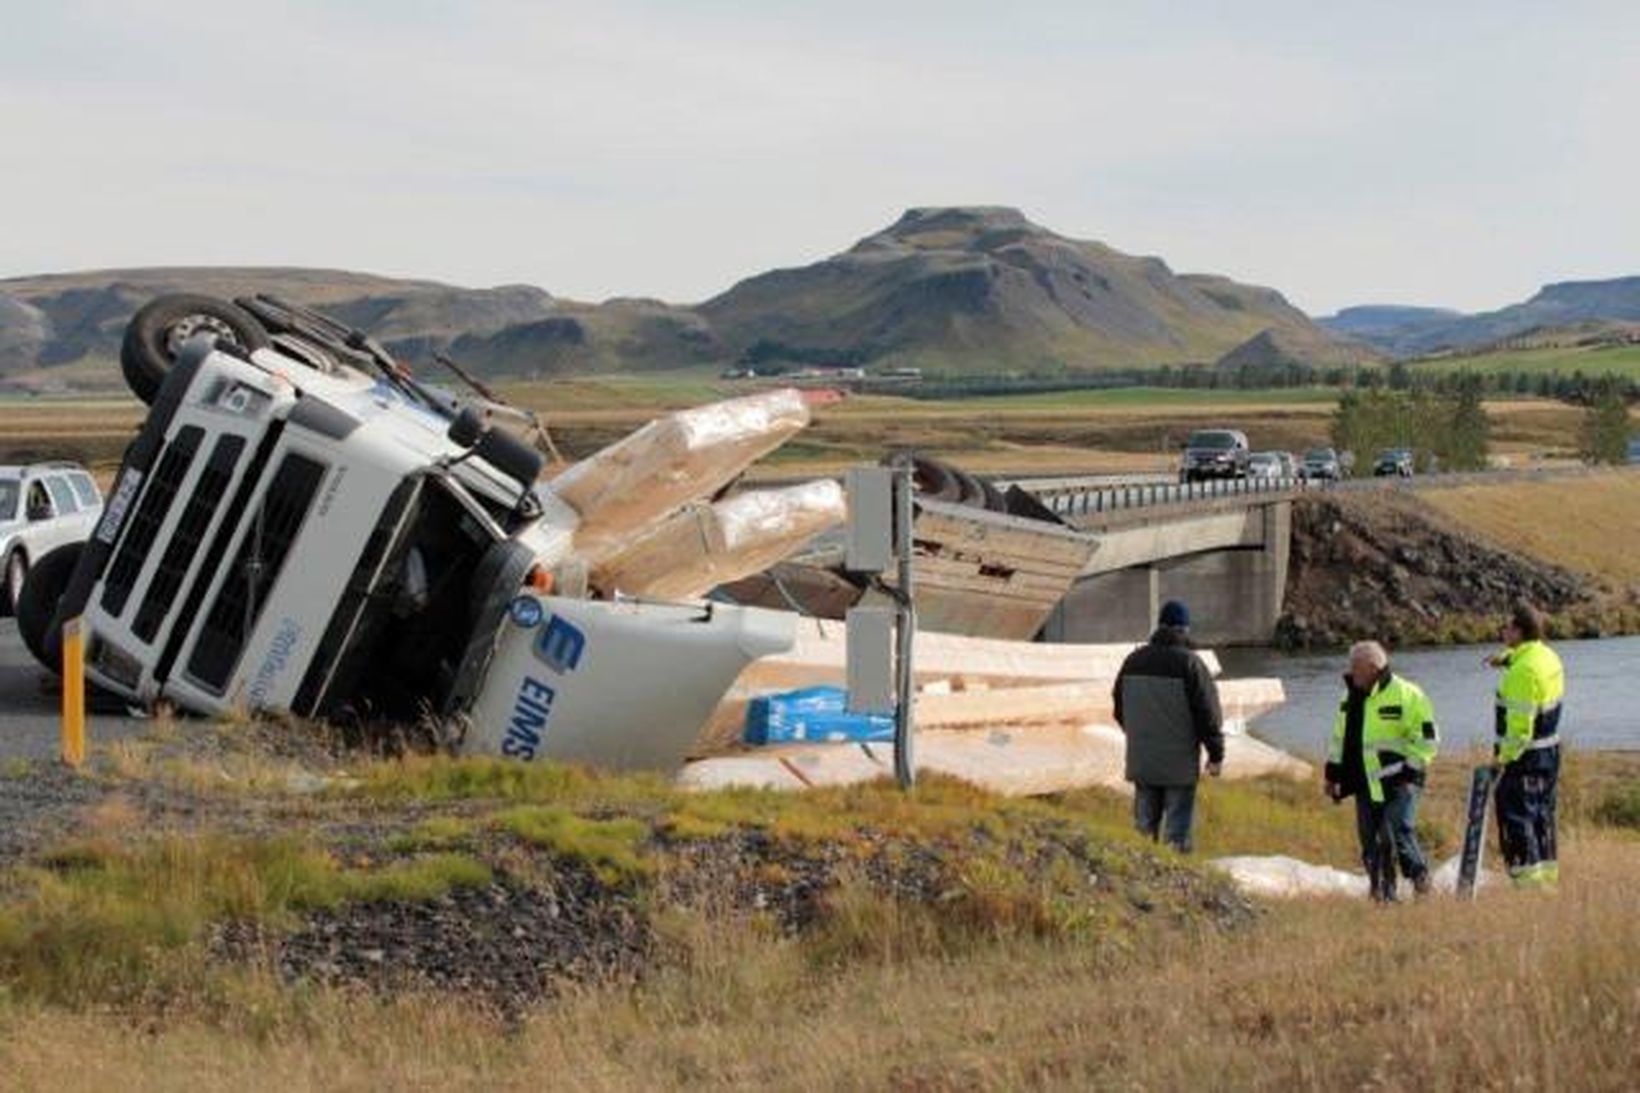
[1,832,1635,1090]
[3,749,1638,1089]
[1419,471,1640,586]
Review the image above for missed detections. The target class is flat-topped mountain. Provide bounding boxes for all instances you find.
[700,206,1349,370]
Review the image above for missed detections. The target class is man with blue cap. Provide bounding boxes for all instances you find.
[1112,599,1225,853]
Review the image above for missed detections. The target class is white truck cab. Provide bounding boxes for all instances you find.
[47,307,795,770]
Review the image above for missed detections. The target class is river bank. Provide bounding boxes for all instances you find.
[1275,471,1640,650]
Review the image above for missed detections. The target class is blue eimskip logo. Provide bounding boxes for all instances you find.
[534,615,586,674]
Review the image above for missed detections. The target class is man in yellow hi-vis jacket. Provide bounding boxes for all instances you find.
[1324,641,1439,902]
[1489,602,1565,889]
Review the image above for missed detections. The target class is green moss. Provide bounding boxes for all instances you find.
[385,816,476,853]
[340,854,492,903]
[0,835,491,1006]
[353,756,675,810]
[494,806,650,885]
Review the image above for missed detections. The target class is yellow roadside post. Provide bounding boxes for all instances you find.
[61,617,86,768]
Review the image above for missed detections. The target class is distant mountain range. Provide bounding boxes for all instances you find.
[1319,277,1640,357]
[4,209,1631,389]
[0,207,1372,388]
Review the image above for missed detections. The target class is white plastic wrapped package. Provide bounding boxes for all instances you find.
[1209,853,1492,900]
[549,388,811,556]
[591,479,846,601]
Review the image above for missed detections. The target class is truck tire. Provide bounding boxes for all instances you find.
[16,542,82,673]
[120,294,270,405]
[2,549,25,617]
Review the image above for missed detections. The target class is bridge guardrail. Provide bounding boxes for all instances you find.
[1037,475,1306,517]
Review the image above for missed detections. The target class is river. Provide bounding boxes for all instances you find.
[1220,636,1639,761]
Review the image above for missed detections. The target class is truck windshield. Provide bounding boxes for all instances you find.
[0,480,16,521]
[298,473,504,725]
[1189,432,1239,449]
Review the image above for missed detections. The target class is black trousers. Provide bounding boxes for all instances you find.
[1496,748,1559,877]
[1353,780,1428,900]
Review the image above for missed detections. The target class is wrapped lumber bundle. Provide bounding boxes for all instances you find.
[590,479,846,600]
[680,712,1312,797]
[549,388,810,557]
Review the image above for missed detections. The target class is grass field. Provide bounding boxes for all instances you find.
[1418,470,1640,587]
[1411,342,1640,380]
[931,385,1347,411]
[1,743,1637,1090]
[0,378,1608,482]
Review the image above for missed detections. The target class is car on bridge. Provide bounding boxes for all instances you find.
[1247,452,1287,479]
[1373,448,1414,477]
[0,463,103,617]
[1301,447,1342,481]
[1179,429,1251,483]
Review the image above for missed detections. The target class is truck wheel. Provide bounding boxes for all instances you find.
[16,542,82,673]
[120,294,270,405]
[2,550,25,617]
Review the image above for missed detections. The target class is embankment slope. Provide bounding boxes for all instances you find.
[1278,472,1640,648]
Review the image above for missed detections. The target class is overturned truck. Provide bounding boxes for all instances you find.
[24,295,843,770]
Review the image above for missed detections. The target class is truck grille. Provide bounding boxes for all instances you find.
[100,426,204,617]
[184,453,325,693]
[131,434,246,643]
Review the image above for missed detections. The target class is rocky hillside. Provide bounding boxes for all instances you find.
[1,208,1362,386]
[700,206,1353,371]
[1320,276,1640,358]
[1276,492,1592,650]
[1214,325,1381,377]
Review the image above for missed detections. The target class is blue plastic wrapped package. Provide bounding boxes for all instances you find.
[743,686,895,746]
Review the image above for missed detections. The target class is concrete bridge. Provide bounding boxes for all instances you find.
[1016,476,1301,647]
[770,472,1304,647]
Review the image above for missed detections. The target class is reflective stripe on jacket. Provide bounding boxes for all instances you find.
[1494,640,1565,766]
[1328,671,1439,804]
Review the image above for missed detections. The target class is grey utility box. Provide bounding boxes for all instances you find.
[845,604,896,714]
[845,466,895,574]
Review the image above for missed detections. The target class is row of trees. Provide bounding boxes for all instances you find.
[1330,380,1492,472]
[1329,375,1635,467]
[1581,378,1635,464]
[901,361,1639,404]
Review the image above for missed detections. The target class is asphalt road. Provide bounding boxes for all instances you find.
[0,618,142,760]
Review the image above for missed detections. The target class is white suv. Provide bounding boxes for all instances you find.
[0,463,104,615]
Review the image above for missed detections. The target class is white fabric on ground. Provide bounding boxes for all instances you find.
[1210,854,1495,900]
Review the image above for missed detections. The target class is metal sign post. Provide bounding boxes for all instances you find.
[844,461,918,790]
[891,458,916,789]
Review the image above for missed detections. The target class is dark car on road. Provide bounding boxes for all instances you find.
[1301,447,1342,480]
[1373,448,1414,477]
[1180,429,1251,482]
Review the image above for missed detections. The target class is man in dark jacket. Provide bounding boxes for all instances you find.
[1112,600,1225,853]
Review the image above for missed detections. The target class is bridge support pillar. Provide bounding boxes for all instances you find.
[1039,500,1290,646]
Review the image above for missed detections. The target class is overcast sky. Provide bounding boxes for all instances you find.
[3,0,1636,314]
